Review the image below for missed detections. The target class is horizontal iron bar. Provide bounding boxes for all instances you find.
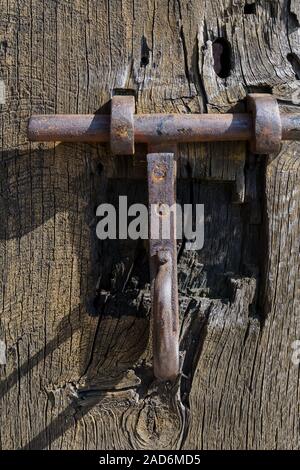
[28,113,300,144]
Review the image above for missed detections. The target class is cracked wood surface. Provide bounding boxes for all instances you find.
[0,0,299,450]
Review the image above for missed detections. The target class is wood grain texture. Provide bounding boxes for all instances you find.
[0,0,299,449]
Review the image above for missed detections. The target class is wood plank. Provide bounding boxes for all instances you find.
[0,0,299,449]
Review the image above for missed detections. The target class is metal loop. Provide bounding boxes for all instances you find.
[110,95,135,155]
[247,93,282,154]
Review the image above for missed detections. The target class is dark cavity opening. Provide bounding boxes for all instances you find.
[244,3,256,14]
[140,35,150,67]
[141,56,149,66]
[0,40,8,53]
[212,38,232,78]
[287,53,300,80]
[112,88,136,96]
[97,162,104,175]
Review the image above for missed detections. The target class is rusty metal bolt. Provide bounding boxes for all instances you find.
[152,162,168,181]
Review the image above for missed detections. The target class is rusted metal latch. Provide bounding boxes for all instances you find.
[28,93,300,381]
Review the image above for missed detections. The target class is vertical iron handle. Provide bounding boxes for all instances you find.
[147,152,179,380]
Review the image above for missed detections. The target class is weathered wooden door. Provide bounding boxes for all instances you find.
[1,0,299,450]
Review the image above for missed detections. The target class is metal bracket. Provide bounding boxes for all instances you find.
[147,149,179,381]
[110,95,135,155]
[28,92,300,381]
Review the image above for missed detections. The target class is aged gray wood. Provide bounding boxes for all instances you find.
[0,0,299,449]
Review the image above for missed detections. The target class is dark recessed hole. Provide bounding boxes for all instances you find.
[212,38,232,78]
[86,294,102,316]
[141,55,149,66]
[112,88,136,96]
[247,85,273,94]
[244,3,256,14]
[289,10,300,29]
[0,40,8,53]
[269,1,278,19]
[140,35,150,68]
[287,53,300,80]
[97,162,104,175]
